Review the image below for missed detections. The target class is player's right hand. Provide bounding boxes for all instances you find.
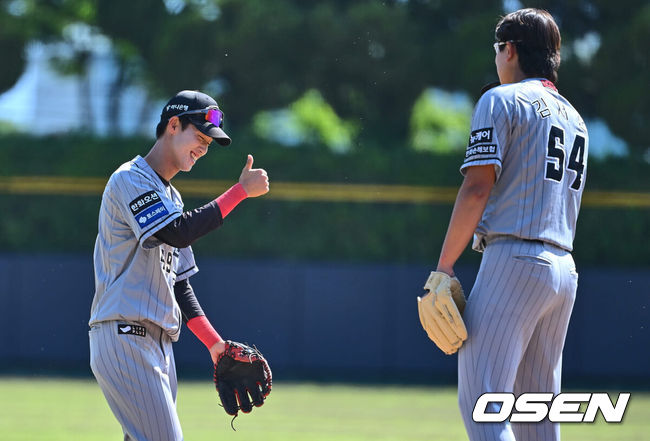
[238,154,269,197]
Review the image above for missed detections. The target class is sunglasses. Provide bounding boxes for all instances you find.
[176,108,224,127]
[493,40,521,54]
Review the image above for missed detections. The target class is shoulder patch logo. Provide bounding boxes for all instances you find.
[129,191,169,228]
[466,144,497,159]
[129,191,161,215]
[468,128,493,147]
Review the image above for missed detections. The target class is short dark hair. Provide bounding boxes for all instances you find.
[155,115,193,139]
[495,8,561,83]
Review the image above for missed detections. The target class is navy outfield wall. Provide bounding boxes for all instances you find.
[0,253,648,386]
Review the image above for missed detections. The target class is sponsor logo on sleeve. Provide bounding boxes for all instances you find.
[465,144,497,159]
[468,127,493,147]
[129,191,161,215]
[136,203,168,227]
[128,191,168,228]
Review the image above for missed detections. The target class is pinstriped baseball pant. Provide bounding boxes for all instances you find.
[89,321,182,441]
[458,238,578,441]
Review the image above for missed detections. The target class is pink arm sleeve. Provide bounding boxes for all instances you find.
[215,183,248,218]
[186,316,223,349]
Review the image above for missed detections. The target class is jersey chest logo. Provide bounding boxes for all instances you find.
[129,191,169,227]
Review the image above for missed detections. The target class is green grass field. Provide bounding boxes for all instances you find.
[0,377,647,440]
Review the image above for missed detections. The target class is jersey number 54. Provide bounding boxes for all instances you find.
[545,125,586,191]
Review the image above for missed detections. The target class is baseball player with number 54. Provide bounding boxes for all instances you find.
[417,9,588,441]
[89,90,272,440]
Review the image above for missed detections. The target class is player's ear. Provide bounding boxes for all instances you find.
[506,41,518,61]
[167,116,180,135]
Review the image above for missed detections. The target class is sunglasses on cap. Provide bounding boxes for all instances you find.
[176,108,224,127]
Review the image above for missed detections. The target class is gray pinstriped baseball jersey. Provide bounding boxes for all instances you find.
[455,79,588,441]
[89,155,199,341]
[461,78,589,252]
[89,155,201,440]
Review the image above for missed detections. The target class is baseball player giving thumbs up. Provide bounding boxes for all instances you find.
[89,90,272,440]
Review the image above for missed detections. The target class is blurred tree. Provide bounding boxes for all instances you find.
[409,88,472,153]
[1,0,647,157]
[93,0,227,131]
[177,0,505,145]
[0,5,27,93]
[533,0,650,159]
[88,0,505,143]
[0,0,75,93]
[0,0,103,130]
[253,89,359,153]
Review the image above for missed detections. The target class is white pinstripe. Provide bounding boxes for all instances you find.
[90,321,182,441]
[462,79,588,253]
[90,156,201,440]
[454,78,587,441]
[458,238,577,441]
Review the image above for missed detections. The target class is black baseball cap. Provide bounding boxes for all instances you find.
[160,90,231,146]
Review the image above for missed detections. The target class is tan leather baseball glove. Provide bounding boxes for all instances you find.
[417,271,467,355]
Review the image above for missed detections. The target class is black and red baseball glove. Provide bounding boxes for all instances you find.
[214,341,272,416]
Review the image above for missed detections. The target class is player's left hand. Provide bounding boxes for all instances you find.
[417,271,467,354]
[238,155,269,197]
[209,340,227,365]
[214,340,272,417]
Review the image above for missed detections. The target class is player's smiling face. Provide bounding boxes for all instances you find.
[172,122,213,172]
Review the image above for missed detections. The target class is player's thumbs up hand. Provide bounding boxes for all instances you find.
[239,154,269,198]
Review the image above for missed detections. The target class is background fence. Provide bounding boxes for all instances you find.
[1,253,648,388]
